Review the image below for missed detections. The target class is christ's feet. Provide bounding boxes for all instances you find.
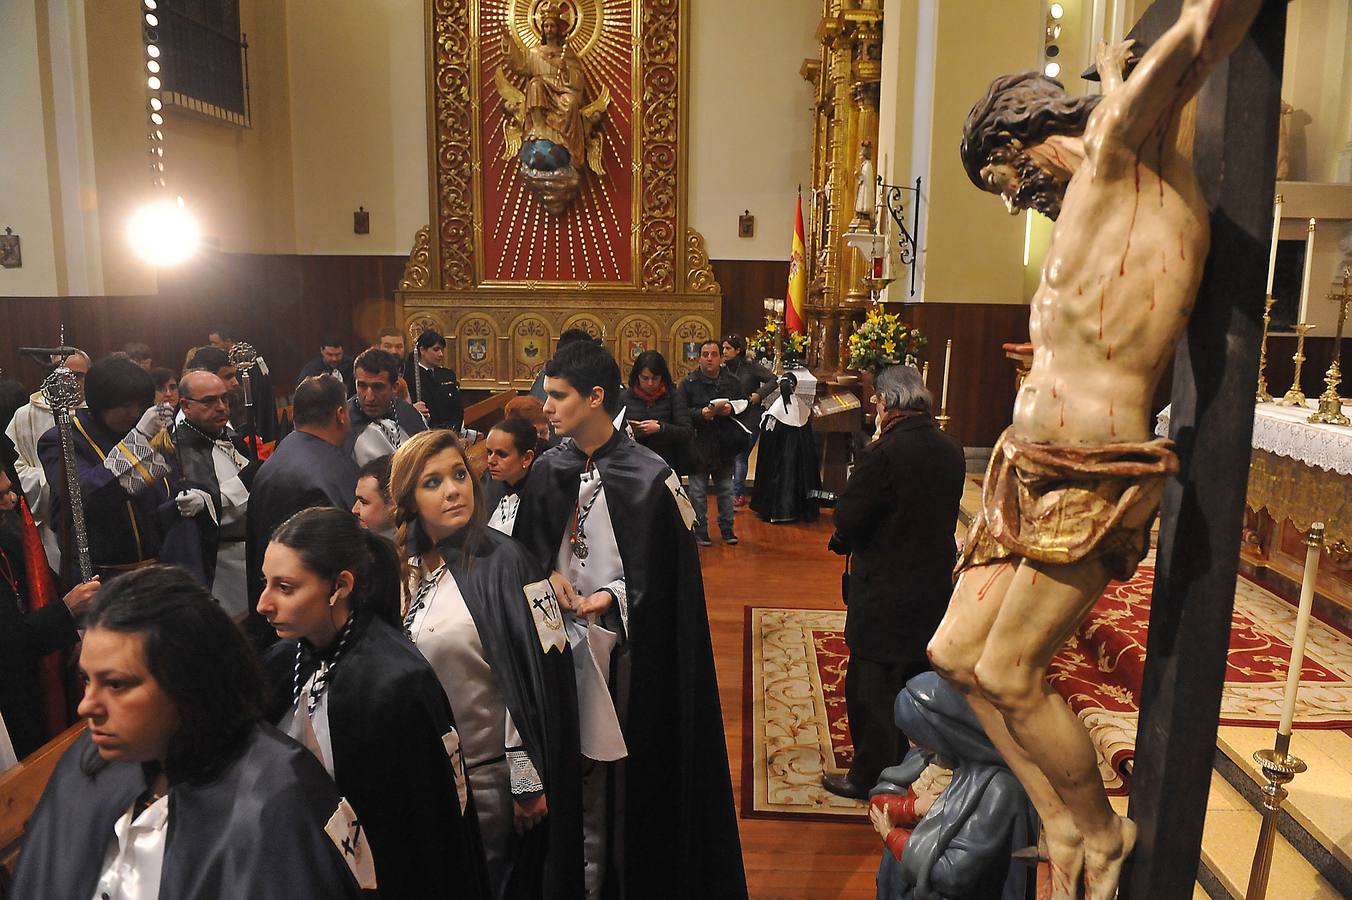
[1083,815,1136,900]
[1046,829,1085,900]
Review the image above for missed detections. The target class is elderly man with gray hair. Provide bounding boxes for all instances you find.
[822,364,966,799]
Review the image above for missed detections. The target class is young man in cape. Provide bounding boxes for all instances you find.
[513,340,747,900]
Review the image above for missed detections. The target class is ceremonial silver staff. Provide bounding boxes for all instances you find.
[42,365,94,583]
[412,355,430,425]
[227,341,259,458]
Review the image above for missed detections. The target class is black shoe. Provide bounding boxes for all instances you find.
[694,529,712,546]
[720,529,739,545]
[820,774,868,800]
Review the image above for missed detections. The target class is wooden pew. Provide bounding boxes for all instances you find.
[0,721,87,882]
[462,389,517,478]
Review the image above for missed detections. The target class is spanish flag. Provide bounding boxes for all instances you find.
[786,189,807,334]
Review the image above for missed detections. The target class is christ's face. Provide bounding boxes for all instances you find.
[980,148,1066,220]
[542,17,560,44]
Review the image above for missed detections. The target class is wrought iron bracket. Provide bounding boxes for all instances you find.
[880,176,922,297]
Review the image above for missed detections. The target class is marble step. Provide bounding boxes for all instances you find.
[1212,725,1352,897]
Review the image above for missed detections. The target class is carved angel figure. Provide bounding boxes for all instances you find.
[496,2,610,214]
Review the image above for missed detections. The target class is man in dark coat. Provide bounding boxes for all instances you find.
[245,376,358,644]
[679,340,749,545]
[296,335,355,396]
[343,347,428,467]
[825,364,966,799]
[173,370,260,617]
[515,340,748,900]
[38,357,175,587]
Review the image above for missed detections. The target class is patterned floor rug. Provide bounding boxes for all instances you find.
[742,607,865,821]
[745,574,1352,817]
[1051,565,1352,795]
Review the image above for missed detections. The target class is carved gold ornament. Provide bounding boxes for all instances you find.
[400,225,432,290]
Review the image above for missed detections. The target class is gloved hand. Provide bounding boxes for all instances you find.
[175,489,210,518]
[136,404,168,438]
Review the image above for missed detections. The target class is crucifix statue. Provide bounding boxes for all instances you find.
[928,1,1273,898]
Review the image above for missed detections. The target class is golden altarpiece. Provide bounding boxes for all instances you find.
[800,0,882,372]
[395,0,721,390]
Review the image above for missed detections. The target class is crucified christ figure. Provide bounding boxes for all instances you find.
[928,1,1264,898]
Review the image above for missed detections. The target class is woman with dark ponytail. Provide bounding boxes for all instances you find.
[259,506,490,899]
[481,416,543,536]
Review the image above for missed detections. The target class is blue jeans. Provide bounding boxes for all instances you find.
[732,423,760,498]
[688,460,735,534]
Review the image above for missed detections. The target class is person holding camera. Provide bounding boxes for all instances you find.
[823,364,965,799]
[680,340,750,546]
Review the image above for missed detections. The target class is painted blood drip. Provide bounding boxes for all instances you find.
[1059,402,1065,427]
[1150,282,1156,311]
[1098,288,1106,339]
[1109,398,1116,437]
[1106,345,1113,361]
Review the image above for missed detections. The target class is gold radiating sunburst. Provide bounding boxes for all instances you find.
[481,0,634,283]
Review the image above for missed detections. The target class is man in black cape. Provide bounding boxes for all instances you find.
[514,340,747,900]
[342,348,428,467]
[172,370,260,616]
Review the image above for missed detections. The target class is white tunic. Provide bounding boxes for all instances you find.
[555,467,628,762]
[487,492,520,535]
[281,674,336,778]
[352,419,412,468]
[5,396,60,569]
[207,437,250,619]
[91,795,169,900]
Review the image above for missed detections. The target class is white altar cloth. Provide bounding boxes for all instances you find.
[1155,401,1352,476]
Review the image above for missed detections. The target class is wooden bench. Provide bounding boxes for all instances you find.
[1,721,87,884]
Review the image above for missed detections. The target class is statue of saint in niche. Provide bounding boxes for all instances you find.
[496,1,610,215]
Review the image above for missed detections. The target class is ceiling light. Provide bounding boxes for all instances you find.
[1050,3,1064,19]
[1044,62,1061,78]
[128,197,201,267]
[147,75,161,90]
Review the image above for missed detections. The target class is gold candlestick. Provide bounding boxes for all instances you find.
[1279,323,1314,407]
[1244,733,1308,900]
[1255,294,1276,403]
[1309,269,1351,427]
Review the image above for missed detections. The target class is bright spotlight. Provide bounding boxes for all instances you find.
[149,97,162,111]
[128,197,201,266]
[1044,62,1061,78]
[145,13,158,26]
[1049,3,1064,19]
[146,44,160,58]
[147,75,161,90]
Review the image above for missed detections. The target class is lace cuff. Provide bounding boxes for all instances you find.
[602,577,628,631]
[508,749,544,797]
[105,428,171,495]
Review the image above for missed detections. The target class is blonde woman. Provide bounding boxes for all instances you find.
[390,429,582,899]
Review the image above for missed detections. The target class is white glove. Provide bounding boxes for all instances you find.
[175,489,210,518]
[461,428,482,445]
[136,404,168,438]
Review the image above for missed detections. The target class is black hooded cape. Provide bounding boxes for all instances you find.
[513,430,748,900]
[340,396,429,462]
[10,724,364,899]
[263,612,492,900]
[433,524,585,900]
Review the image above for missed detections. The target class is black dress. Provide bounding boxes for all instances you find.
[749,376,823,523]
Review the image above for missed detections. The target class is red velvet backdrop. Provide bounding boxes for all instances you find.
[478,0,635,283]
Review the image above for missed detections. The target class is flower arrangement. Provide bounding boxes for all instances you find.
[847,310,927,373]
[749,316,810,364]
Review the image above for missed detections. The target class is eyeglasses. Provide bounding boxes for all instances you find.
[185,393,230,407]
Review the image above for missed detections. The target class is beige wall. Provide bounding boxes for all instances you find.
[1282,0,1352,183]
[687,0,818,262]
[0,0,61,296]
[920,0,1044,304]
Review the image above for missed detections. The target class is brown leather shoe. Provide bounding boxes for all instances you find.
[820,773,869,800]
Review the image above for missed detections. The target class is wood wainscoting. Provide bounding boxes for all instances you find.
[0,252,406,390]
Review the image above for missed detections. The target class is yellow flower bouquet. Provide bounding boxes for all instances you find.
[847,310,927,372]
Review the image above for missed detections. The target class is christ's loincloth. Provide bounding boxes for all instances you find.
[957,427,1179,582]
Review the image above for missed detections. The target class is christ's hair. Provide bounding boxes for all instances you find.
[960,71,1102,189]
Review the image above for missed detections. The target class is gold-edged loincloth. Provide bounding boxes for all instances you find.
[957,427,1179,582]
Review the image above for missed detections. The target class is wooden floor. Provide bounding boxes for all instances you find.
[700,507,881,900]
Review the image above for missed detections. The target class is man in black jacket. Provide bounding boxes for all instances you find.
[296,336,355,396]
[680,340,748,546]
[824,364,965,799]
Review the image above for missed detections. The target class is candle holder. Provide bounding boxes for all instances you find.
[1255,294,1276,403]
[1309,269,1351,427]
[1278,324,1314,407]
[934,413,951,432]
[1244,735,1308,900]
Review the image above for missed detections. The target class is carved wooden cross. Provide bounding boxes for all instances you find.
[1121,1,1288,897]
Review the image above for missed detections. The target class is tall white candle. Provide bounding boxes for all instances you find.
[1298,218,1317,323]
[1278,523,1324,735]
[1265,195,1282,296]
[940,339,952,412]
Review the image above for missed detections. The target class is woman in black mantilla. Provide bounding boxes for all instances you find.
[391,428,583,900]
[11,565,365,898]
[259,506,490,899]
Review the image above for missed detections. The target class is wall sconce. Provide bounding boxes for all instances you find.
[354,206,370,235]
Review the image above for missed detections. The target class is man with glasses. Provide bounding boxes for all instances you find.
[173,370,260,618]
